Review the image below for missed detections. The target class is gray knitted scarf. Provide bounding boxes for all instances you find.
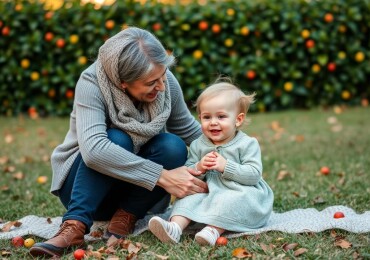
[96,31,171,153]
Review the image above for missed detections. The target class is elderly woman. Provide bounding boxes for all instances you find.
[30,27,207,258]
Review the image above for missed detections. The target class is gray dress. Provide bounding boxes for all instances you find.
[170,131,274,232]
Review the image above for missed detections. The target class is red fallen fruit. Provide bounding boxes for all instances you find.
[73,249,85,260]
[334,211,345,219]
[320,166,330,175]
[11,236,24,247]
[216,236,228,246]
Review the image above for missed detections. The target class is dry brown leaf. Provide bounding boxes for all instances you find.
[293,135,305,142]
[334,239,352,249]
[47,217,52,224]
[12,171,24,180]
[0,220,22,232]
[1,249,12,256]
[260,243,275,253]
[293,248,308,257]
[277,170,290,181]
[330,230,337,237]
[0,156,9,165]
[86,248,102,259]
[0,185,9,191]
[232,247,252,258]
[90,229,104,238]
[106,235,119,247]
[4,165,16,173]
[292,191,300,197]
[127,242,141,254]
[282,242,298,251]
[270,121,284,132]
[313,196,326,204]
[106,256,120,260]
[4,134,14,144]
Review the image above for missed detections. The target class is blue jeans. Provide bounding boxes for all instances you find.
[58,129,187,232]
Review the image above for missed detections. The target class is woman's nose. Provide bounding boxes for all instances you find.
[155,79,166,91]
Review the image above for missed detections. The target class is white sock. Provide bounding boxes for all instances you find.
[148,216,182,243]
[195,226,220,246]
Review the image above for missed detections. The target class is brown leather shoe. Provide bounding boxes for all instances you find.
[106,209,137,238]
[29,219,86,257]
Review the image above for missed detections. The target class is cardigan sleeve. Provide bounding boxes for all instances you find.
[221,137,263,185]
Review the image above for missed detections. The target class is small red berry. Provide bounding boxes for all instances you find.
[216,236,228,246]
[73,249,85,260]
[11,236,24,247]
[333,212,345,219]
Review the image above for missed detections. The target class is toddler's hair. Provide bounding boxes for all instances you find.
[195,77,256,119]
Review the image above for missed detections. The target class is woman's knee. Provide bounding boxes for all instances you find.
[107,128,133,151]
[155,133,188,165]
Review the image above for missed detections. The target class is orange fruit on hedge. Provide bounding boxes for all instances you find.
[224,38,233,47]
[355,51,365,62]
[30,72,40,81]
[44,11,54,20]
[69,34,79,44]
[44,32,54,41]
[284,82,293,92]
[324,13,334,23]
[21,59,30,69]
[152,22,161,31]
[48,89,56,98]
[15,4,23,11]
[240,26,250,36]
[301,29,310,39]
[56,38,65,48]
[193,50,203,59]
[211,24,221,34]
[78,56,87,65]
[312,64,321,73]
[327,62,336,72]
[226,8,235,16]
[2,26,10,36]
[105,20,115,30]
[341,90,351,100]
[338,25,347,33]
[66,89,74,99]
[246,70,256,80]
[198,21,208,31]
[305,39,315,48]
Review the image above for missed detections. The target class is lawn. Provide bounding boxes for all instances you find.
[0,106,369,259]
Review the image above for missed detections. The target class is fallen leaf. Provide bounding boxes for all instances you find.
[277,170,290,181]
[232,247,252,258]
[334,239,352,249]
[0,156,9,165]
[0,220,22,232]
[12,171,24,180]
[47,218,52,224]
[1,249,12,256]
[282,243,298,251]
[90,229,104,238]
[327,116,338,124]
[312,196,326,204]
[4,134,14,144]
[293,248,308,257]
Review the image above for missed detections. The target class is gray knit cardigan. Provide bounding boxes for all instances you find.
[50,63,201,195]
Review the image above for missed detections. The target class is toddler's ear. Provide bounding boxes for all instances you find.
[235,113,245,127]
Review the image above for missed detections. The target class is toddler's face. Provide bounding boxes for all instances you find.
[199,95,244,145]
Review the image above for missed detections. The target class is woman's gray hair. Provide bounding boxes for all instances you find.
[118,27,175,83]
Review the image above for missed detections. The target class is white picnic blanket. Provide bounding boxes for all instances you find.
[0,205,369,241]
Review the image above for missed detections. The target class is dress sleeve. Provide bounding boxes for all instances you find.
[221,137,263,185]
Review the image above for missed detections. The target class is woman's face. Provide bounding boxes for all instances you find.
[121,65,167,103]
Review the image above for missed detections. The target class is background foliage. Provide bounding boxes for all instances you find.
[0,0,369,116]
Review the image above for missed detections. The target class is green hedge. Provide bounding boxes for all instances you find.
[0,0,369,116]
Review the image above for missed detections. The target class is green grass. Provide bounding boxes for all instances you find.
[1,107,369,259]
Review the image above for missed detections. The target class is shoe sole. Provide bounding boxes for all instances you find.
[148,217,177,243]
[29,246,61,257]
[194,234,211,246]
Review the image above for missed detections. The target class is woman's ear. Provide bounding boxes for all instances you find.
[235,113,245,127]
[121,82,127,92]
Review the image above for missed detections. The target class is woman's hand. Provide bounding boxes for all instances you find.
[157,167,208,198]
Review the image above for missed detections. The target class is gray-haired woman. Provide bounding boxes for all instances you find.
[30,27,207,258]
